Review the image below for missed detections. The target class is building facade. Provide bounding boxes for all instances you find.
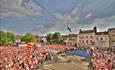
[108,28,115,48]
[63,34,77,46]
[35,35,39,43]
[77,27,96,48]
[36,27,115,49]
[39,36,47,43]
[95,32,109,48]
[15,35,22,43]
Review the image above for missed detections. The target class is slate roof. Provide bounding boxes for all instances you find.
[79,30,95,34]
[96,32,108,35]
[62,34,77,37]
[108,28,115,31]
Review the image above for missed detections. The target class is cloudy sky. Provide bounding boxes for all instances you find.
[0,0,115,35]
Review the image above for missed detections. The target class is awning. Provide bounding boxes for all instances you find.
[68,50,92,57]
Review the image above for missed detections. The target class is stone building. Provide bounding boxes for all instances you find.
[95,32,109,48]
[77,27,97,48]
[35,35,39,43]
[63,34,77,46]
[108,28,115,48]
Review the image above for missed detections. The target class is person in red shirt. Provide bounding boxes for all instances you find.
[3,44,8,48]
[26,42,33,52]
[106,63,112,70]
[106,59,113,70]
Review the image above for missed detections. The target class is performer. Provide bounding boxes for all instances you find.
[26,42,33,52]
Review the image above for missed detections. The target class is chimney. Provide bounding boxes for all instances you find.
[93,26,97,33]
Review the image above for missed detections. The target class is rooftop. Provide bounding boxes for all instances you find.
[79,27,97,34]
[108,28,115,30]
[96,31,108,35]
[79,30,95,34]
[62,34,77,37]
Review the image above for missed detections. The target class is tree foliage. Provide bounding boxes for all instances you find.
[52,32,62,43]
[21,33,36,42]
[46,32,63,44]
[46,33,52,43]
[0,31,15,46]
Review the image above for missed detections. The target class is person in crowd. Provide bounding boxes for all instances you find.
[89,48,115,70]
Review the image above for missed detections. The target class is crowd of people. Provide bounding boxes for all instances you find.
[0,43,115,70]
[0,46,39,70]
[89,48,115,70]
[0,44,70,70]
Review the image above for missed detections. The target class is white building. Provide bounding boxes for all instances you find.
[95,32,109,48]
[77,27,96,48]
[15,35,21,43]
[39,36,47,43]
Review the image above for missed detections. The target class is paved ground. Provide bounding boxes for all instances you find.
[38,55,88,70]
[43,62,87,70]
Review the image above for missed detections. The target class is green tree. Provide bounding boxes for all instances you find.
[0,31,16,46]
[6,32,15,43]
[21,33,36,43]
[46,33,52,43]
[52,32,63,44]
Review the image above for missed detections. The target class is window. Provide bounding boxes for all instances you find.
[103,43,105,47]
[101,38,103,40]
[86,40,88,43]
[90,36,93,39]
[82,36,84,39]
[112,41,115,46]
[97,38,98,40]
[90,40,92,43]
[79,36,84,39]
[82,41,84,43]
[79,40,81,43]
[86,36,88,38]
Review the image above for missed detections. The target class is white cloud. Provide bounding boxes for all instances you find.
[89,16,115,31]
[72,7,79,15]
[85,13,92,18]
[92,16,115,26]
[78,3,82,7]
[73,15,115,32]
[51,6,81,31]
[54,13,75,24]
[29,3,82,34]
[53,4,82,24]
[0,0,42,19]
[71,3,82,15]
